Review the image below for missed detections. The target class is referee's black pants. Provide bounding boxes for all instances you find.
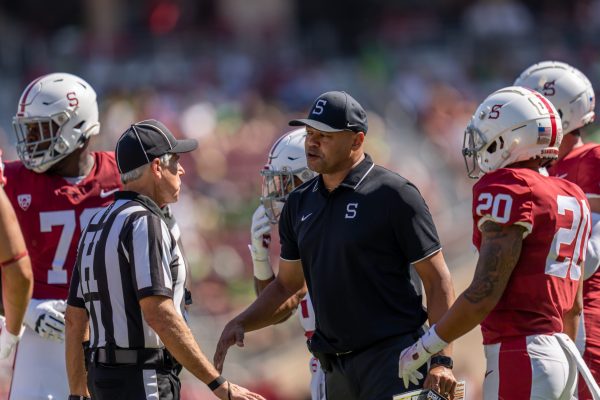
[87,363,181,400]
[324,330,429,400]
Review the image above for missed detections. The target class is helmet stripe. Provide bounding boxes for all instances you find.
[529,90,558,147]
[17,75,46,116]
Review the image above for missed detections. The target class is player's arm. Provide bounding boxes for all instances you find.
[583,198,600,280]
[250,204,298,323]
[0,185,32,335]
[413,250,456,394]
[436,221,524,341]
[214,258,306,372]
[563,271,583,341]
[400,222,524,388]
[65,304,90,397]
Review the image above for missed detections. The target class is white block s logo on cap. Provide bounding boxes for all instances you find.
[312,99,327,115]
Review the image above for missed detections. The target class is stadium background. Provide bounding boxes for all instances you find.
[0,0,598,398]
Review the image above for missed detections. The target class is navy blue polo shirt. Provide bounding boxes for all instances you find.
[279,154,441,353]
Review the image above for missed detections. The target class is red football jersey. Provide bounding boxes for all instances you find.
[3,152,122,299]
[548,142,600,386]
[548,143,600,197]
[472,168,591,344]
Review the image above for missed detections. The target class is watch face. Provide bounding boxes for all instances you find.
[431,356,453,369]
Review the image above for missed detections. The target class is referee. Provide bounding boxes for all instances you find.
[215,92,457,399]
[65,120,264,400]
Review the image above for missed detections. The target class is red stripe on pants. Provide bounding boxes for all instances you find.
[499,337,532,399]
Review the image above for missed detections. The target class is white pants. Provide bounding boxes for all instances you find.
[10,327,68,400]
[310,356,326,400]
[483,334,577,400]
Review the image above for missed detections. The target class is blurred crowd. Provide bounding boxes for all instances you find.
[1,0,600,398]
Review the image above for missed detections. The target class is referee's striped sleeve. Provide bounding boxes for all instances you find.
[127,213,174,299]
[67,260,85,308]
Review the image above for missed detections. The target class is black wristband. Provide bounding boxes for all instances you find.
[430,355,453,369]
[68,395,91,400]
[207,375,226,391]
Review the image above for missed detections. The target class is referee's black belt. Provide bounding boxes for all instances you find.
[87,346,178,369]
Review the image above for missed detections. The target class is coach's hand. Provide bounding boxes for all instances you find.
[0,316,24,359]
[24,299,67,342]
[214,319,245,373]
[399,325,448,388]
[425,365,457,400]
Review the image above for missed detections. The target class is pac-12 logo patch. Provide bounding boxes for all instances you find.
[17,194,31,211]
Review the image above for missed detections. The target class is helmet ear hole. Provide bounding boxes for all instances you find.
[487,141,497,154]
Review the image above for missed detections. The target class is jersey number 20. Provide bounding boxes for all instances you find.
[477,193,590,280]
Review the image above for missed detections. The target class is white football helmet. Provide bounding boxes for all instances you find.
[261,128,316,223]
[514,61,595,134]
[13,73,100,173]
[462,86,563,178]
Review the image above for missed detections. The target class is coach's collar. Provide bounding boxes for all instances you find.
[115,190,165,220]
[339,153,374,190]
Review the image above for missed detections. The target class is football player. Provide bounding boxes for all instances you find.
[514,61,600,400]
[0,150,34,360]
[5,72,122,399]
[249,128,324,399]
[398,86,592,399]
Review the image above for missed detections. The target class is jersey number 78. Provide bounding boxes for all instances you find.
[40,208,104,284]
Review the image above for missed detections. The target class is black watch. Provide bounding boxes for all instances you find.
[68,396,91,400]
[430,355,453,369]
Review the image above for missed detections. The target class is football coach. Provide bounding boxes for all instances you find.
[215,91,457,399]
[65,120,265,400]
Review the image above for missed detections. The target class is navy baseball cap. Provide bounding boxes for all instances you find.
[289,91,368,133]
[116,119,198,174]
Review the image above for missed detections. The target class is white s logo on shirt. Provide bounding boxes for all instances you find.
[345,203,358,219]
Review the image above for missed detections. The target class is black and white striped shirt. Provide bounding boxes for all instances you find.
[67,191,187,349]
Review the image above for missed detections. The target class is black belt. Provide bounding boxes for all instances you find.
[87,347,178,369]
[309,329,424,372]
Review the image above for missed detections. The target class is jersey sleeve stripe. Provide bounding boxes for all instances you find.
[477,215,533,237]
[410,247,442,264]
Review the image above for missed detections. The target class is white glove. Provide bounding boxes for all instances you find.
[248,205,274,280]
[399,325,448,388]
[0,316,24,359]
[24,299,67,342]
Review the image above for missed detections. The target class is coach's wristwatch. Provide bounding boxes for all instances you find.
[68,395,91,400]
[430,355,453,369]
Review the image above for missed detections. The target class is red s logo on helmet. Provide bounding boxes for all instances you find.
[67,92,79,107]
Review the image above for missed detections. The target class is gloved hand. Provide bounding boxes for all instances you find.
[0,316,24,359]
[248,205,274,280]
[399,325,448,388]
[24,299,67,342]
